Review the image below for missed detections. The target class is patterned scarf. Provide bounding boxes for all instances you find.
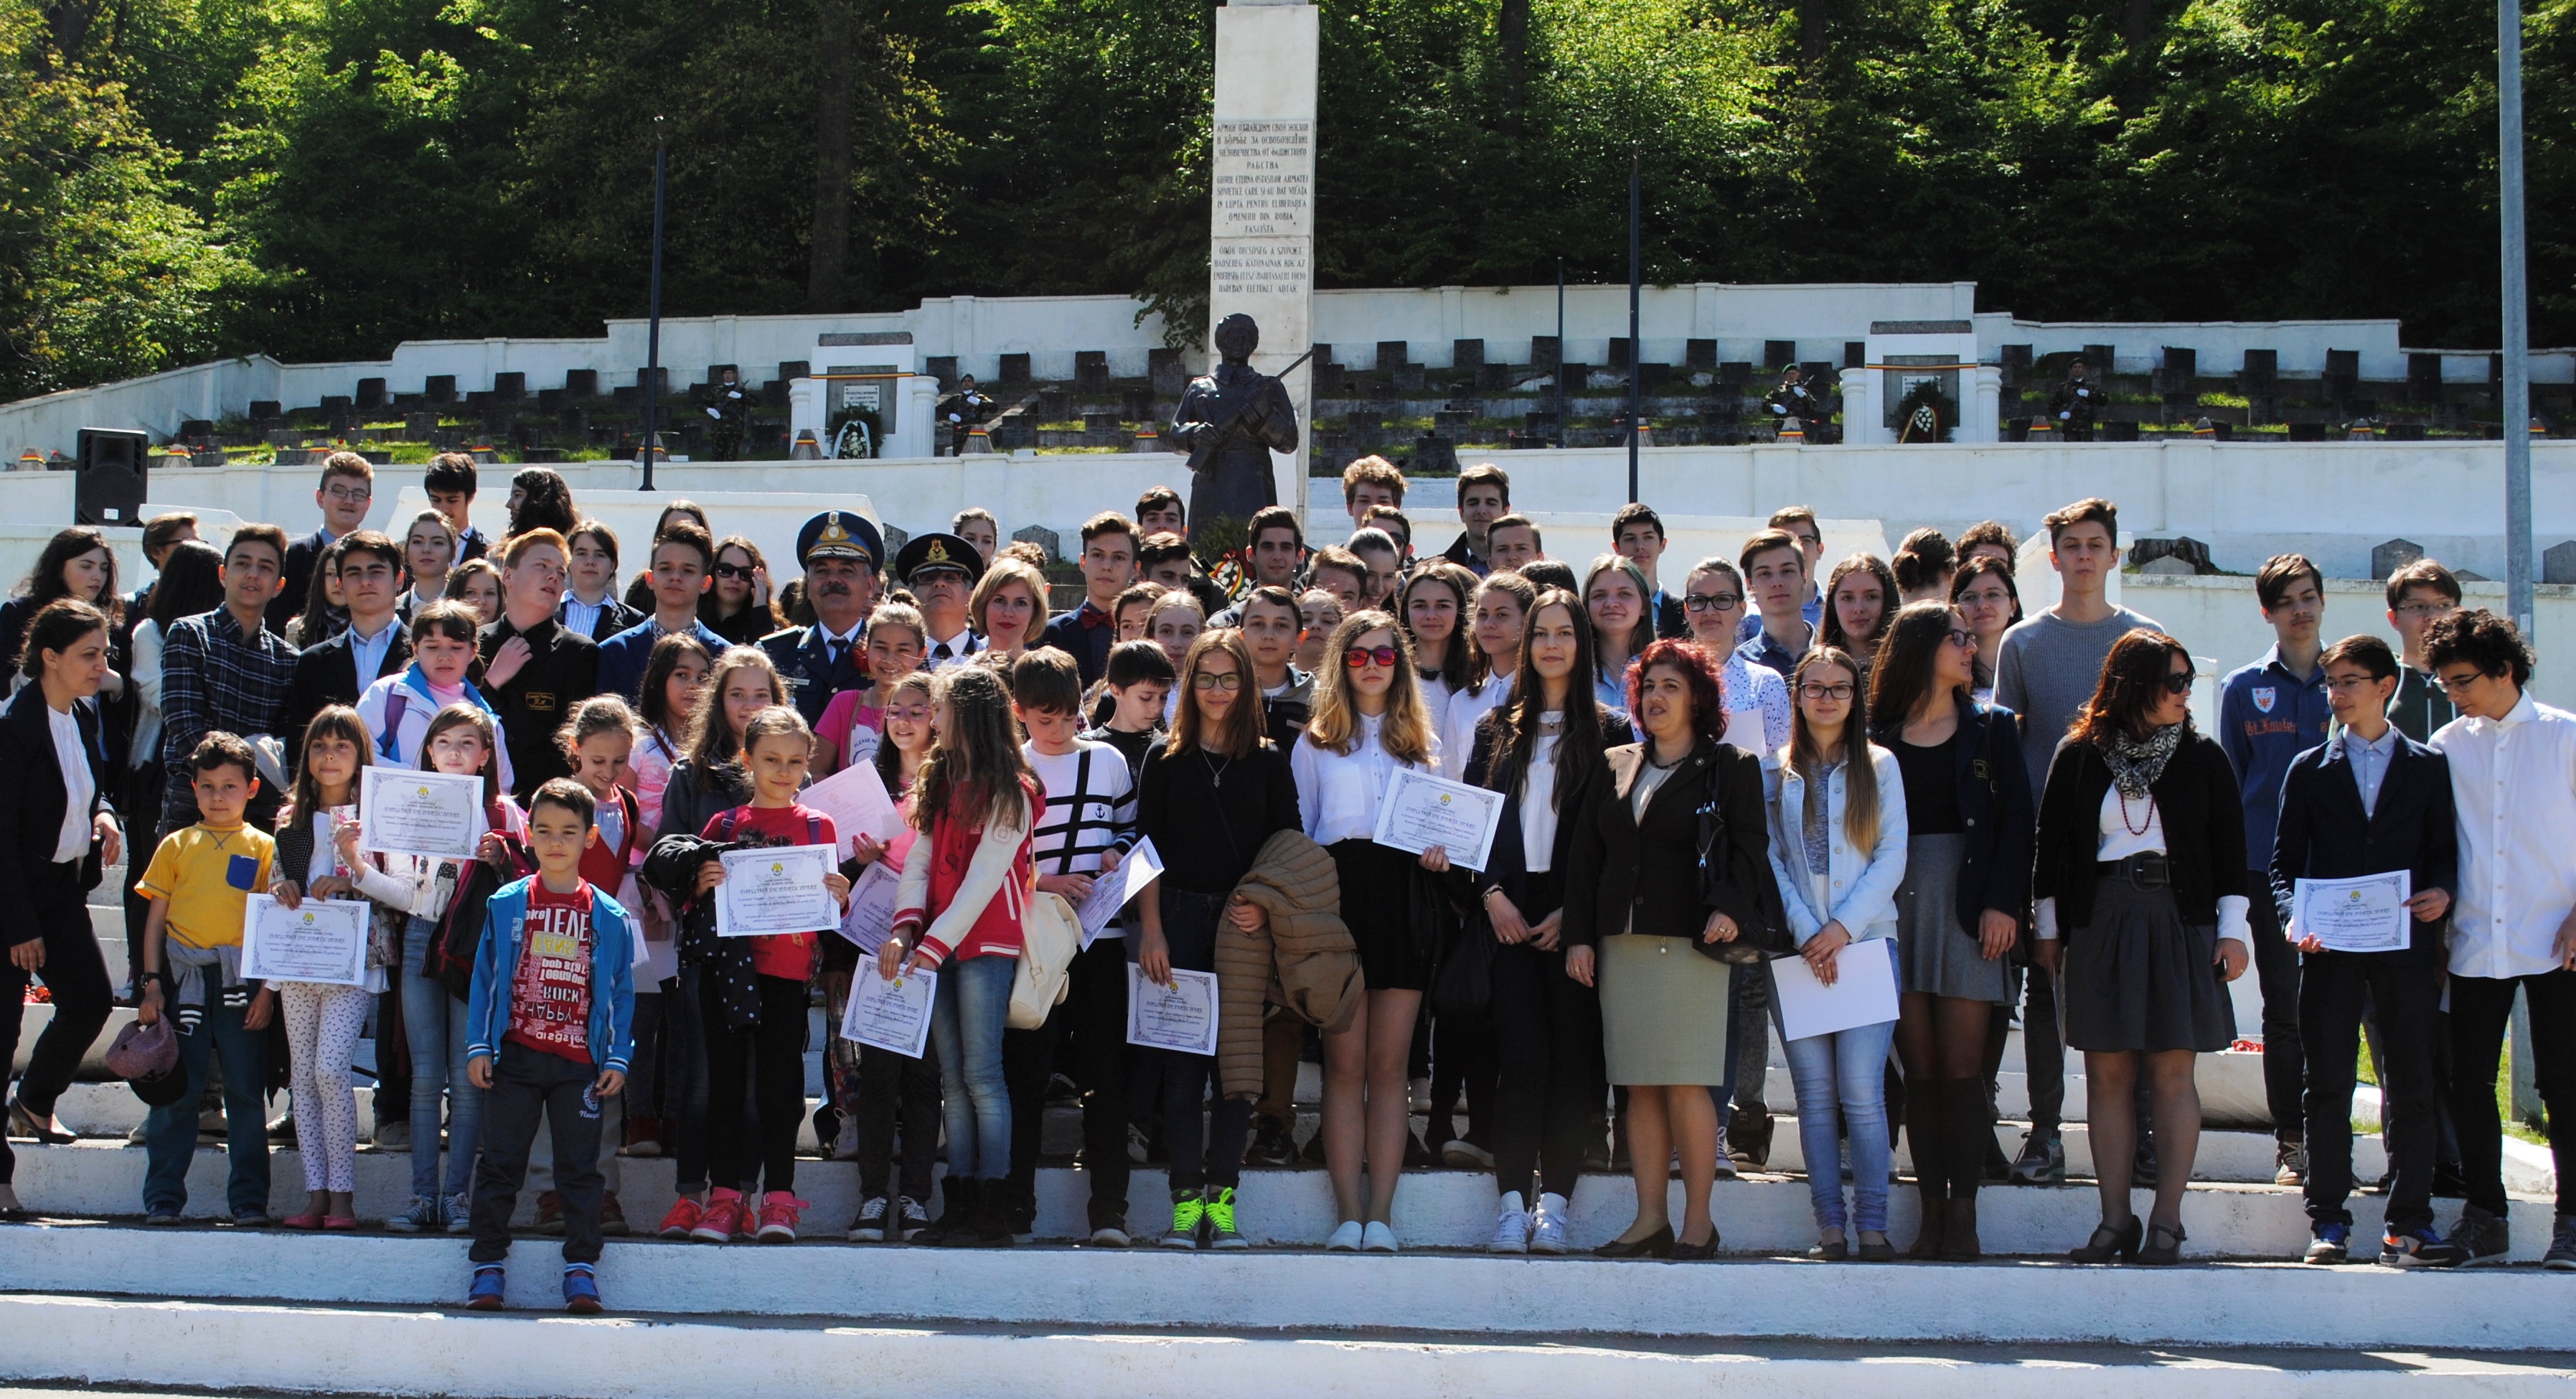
[2100,721,2184,800]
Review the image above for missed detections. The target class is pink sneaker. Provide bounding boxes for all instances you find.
[690,1189,746,1244]
[756,1192,811,1243]
[656,1196,704,1240]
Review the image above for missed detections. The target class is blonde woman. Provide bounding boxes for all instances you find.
[969,556,1051,666]
[1292,609,1445,1253]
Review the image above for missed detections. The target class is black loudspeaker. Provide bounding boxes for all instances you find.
[75,428,151,527]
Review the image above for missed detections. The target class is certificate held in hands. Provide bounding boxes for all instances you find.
[357,767,484,860]
[845,967,936,1058]
[715,845,840,937]
[241,894,369,987]
[1127,964,1220,1056]
[2292,871,2412,954]
[1370,768,1505,872]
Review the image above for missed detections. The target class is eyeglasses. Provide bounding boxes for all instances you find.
[2159,670,2196,695]
[883,705,934,723]
[323,485,371,504]
[2395,603,2456,619]
[1191,671,1244,691]
[1683,594,1742,612]
[1945,628,1978,648]
[2435,670,2488,694]
[1345,645,1401,669]
[1798,682,1855,701]
[713,563,754,581]
[2323,675,2384,692]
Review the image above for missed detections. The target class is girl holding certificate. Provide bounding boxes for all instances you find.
[1293,610,1445,1253]
[1459,588,1630,1254]
[687,706,852,1245]
[1763,647,1908,1262]
[270,706,415,1229]
[1870,602,2033,1261]
[880,666,1040,1249]
[2032,630,2250,1266]
[1133,630,1300,1250]
[621,632,710,1161]
[840,672,941,1243]
[1563,639,1776,1262]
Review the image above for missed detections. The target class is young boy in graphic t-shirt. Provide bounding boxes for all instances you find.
[464,777,636,1314]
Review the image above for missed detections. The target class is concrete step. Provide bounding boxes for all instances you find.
[5,1293,2570,1399]
[6,1138,2564,1262]
[1,1224,2572,1352]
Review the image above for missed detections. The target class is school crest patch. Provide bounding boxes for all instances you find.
[2252,687,2276,714]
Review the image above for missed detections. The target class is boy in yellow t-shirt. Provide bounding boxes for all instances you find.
[134,731,278,1225]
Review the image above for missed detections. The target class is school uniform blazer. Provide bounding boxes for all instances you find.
[1562,737,1777,950]
[560,594,644,643]
[0,684,111,940]
[281,624,413,754]
[1460,708,1634,912]
[2267,732,2457,965]
[269,528,332,634]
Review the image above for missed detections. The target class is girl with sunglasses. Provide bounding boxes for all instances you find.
[1868,602,2035,1260]
[702,537,780,646]
[2033,628,2250,1266]
[1293,610,1445,1253]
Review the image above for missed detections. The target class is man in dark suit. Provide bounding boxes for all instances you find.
[271,452,377,634]
[279,531,412,760]
[763,511,884,726]
[2270,633,2461,1268]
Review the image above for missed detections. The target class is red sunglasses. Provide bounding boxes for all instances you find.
[1345,645,1401,669]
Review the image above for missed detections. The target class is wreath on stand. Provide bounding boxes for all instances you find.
[1894,379,1958,444]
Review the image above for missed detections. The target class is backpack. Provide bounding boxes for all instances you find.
[423,803,533,999]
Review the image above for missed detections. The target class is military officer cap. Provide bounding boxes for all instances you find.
[796,510,884,572]
[894,531,983,586]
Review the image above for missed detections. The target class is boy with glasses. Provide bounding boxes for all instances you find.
[2384,559,2463,743]
[2423,609,2576,1269]
[273,453,376,633]
[2219,554,2333,1187]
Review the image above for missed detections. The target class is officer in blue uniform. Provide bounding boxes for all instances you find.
[761,510,885,725]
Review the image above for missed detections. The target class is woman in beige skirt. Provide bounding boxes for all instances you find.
[1566,639,1782,1260]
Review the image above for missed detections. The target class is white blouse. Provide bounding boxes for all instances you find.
[48,703,93,864]
[2031,787,2250,942]
[1442,676,1511,780]
[1520,728,1562,874]
[1292,711,1436,846]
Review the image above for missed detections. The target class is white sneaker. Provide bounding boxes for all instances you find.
[830,1117,860,1161]
[1488,1192,1531,1254]
[1409,1077,1433,1113]
[1529,1192,1570,1254]
[1326,1219,1365,1252]
[1363,1220,1400,1253]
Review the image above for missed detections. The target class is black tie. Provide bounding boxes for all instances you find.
[825,637,845,670]
[934,642,953,661]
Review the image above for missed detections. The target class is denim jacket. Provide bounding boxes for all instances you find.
[1762,744,1910,948]
[466,876,637,1074]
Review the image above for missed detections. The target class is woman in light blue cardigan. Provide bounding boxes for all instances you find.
[1764,646,1909,1260]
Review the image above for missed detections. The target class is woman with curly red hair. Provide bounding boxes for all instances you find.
[1566,638,1785,1260]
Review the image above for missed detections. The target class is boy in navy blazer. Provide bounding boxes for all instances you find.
[2269,635,2460,1268]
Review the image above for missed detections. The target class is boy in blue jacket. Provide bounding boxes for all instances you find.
[463,777,636,1314]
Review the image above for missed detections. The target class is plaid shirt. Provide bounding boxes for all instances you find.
[159,606,298,814]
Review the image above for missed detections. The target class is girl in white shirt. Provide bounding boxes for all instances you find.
[1401,563,1476,731]
[1443,572,1534,775]
[1292,609,1444,1254]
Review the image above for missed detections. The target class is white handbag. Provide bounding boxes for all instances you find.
[1008,889,1083,1029]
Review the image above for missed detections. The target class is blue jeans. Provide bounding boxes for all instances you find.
[1783,1014,1898,1234]
[402,914,483,1200]
[931,954,1015,1181]
[142,998,270,1216]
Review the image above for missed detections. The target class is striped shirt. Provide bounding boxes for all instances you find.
[1024,739,1138,934]
[159,607,298,817]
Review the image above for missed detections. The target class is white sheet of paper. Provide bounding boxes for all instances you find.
[325,805,357,877]
[833,860,903,954]
[800,761,905,858]
[240,893,369,987]
[1769,937,1900,1042]
[844,966,936,1058]
[1127,964,1220,1056]
[1368,767,1505,872]
[1076,838,1162,949]
[715,844,840,937]
[357,767,484,861]
[2293,871,2412,954]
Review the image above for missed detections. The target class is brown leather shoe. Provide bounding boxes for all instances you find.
[1939,1198,1982,1262]
[536,1191,565,1236]
[599,1192,628,1236]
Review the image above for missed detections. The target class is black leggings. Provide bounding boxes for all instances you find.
[700,973,809,1195]
[1487,872,1602,1201]
[1132,888,1249,1193]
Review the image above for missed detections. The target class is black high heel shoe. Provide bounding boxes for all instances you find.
[2068,1215,2143,1264]
[1594,1224,1675,1258]
[2137,1220,2186,1265]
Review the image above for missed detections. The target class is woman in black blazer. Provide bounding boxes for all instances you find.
[1564,637,1780,1261]
[2031,628,2250,1265]
[1868,602,2034,1260]
[1460,589,1633,1254]
[0,599,124,1211]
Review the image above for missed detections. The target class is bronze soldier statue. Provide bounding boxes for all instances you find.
[1168,313,1299,543]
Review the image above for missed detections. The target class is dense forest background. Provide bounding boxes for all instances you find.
[1,0,2568,399]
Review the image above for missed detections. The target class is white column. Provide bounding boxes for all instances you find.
[789,378,825,449]
[1210,0,1318,529]
[1967,365,2003,442]
[1841,370,1886,445]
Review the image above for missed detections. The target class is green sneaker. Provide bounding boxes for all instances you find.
[1203,1186,1249,1250]
[1161,1189,1204,1250]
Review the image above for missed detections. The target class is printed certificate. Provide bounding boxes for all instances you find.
[1127,964,1220,1056]
[715,844,839,937]
[1368,768,1505,872]
[240,894,369,987]
[2293,871,2412,954]
[357,767,483,860]
[845,965,936,1058]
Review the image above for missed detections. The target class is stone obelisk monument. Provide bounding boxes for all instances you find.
[1207,0,1317,528]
